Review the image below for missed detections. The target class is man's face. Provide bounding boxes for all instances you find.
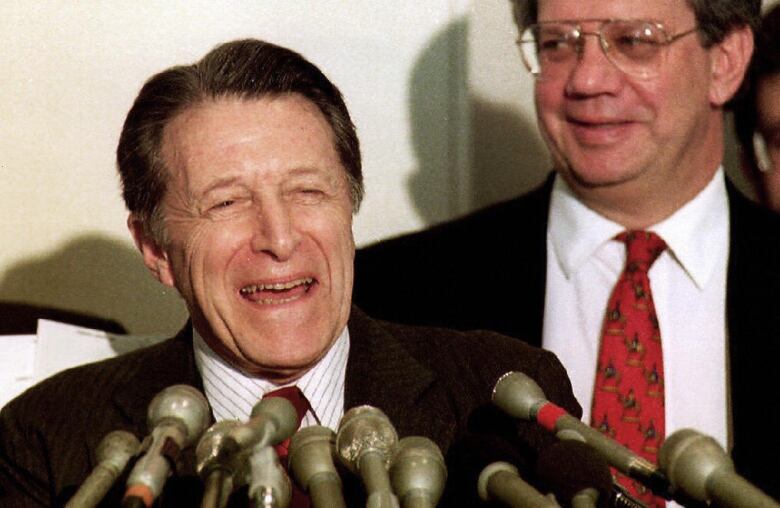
[139,94,355,381]
[534,0,728,208]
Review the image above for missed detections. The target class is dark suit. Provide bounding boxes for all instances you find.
[354,175,780,499]
[0,306,579,507]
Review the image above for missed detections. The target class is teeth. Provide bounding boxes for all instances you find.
[239,277,313,295]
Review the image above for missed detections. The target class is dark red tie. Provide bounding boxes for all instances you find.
[591,231,666,508]
[262,386,311,508]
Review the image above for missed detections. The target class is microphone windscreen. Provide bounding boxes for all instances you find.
[535,440,613,508]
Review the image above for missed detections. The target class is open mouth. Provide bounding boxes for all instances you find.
[239,277,315,305]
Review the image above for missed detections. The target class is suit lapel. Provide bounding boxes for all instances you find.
[344,307,453,442]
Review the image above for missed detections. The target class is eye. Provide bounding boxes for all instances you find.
[213,200,235,209]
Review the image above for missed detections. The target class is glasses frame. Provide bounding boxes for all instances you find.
[517,18,700,80]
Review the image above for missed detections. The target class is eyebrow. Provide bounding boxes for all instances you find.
[196,176,245,198]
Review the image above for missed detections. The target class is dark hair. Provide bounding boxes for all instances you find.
[509,0,761,45]
[734,4,780,202]
[117,39,363,241]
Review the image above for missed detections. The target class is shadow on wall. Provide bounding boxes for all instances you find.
[0,233,188,335]
[406,17,550,226]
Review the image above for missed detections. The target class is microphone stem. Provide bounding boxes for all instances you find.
[122,496,148,508]
[708,470,780,508]
[201,470,232,508]
[308,476,347,508]
[359,451,393,494]
[399,493,435,508]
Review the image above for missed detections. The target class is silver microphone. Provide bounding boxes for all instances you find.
[492,372,670,498]
[65,430,140,508]
[389,436,446,508]
[226,396,298,450]
[196,420,247,508]
[478,461,560,508]
[288,425,346,508]
[238,396,300,508]
[246,445,291,508]
[336,405,400,508]
[659,428,779,508]
[123,384,211,507]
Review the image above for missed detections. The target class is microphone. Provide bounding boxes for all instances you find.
[534,440,613,508]
[288,425,346,508]
[336,405,400,508]
[234,396,300,508]
[478,461,560,507]
[246,445,291,508]
[122,385,211,508]
[65,430,141,508]
[196,420,247,508]
[492,372,670,498]
[389,436,447,508]
[226,395,299,450]
[659,428,779,508]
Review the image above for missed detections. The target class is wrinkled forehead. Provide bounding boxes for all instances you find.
[536,0,694,26]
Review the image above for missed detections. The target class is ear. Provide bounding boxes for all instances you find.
[127,214,176,288]
[708,25,754,106]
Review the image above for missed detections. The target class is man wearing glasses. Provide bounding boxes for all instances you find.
[355,0,779,504]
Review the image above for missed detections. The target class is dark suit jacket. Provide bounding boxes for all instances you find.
[354,175,780,499]
[0,306,579,507]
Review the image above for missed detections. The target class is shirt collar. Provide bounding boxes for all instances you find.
[548,168,729,289]
[193,325,349,429]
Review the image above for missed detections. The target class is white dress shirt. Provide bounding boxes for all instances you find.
[543,169,730,454]
[193,326,349,431]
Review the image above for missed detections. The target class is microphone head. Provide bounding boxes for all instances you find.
[492,371,548,421]
[336,405,398,474]
[250,395,299,446]
[535,440,612,508]
[658,428,733,502]
[288,425,341,491]
[196,420,243,477]
[147,384,211,447]
[95,430,141,465]
[389,436,447,505]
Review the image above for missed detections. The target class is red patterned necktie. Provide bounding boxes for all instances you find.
[591,231,666,508]
[262,386,311,508]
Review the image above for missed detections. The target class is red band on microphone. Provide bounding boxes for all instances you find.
[536,403,566,432]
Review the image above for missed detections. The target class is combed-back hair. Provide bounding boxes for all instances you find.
[117,39,363,242]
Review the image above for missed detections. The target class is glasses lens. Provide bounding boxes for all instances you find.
[519,24,577,79]
[602,20,666,78]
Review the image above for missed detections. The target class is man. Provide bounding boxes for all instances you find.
[355,0,779,502]
[0,39,579,506]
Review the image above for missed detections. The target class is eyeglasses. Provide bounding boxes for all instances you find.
[517,19,700,80]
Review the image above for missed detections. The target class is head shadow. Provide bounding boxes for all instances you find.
[0,233,188,336]
[405,16,550,225]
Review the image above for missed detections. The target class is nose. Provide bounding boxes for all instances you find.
[564,33,624,97]
[250,199,301,261]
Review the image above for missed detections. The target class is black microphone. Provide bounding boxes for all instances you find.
[122,385,211,508]
[336,405,400,508]
[534,440,613,508]
[288,425,346,508]
[196,420,246,508]
[478,461,561,507]
[492,372,670,498]
[389,436,447,508]
[659,428,779,508]
[65,430,140,508]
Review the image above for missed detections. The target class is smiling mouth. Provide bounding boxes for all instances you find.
[239,277,315,304]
